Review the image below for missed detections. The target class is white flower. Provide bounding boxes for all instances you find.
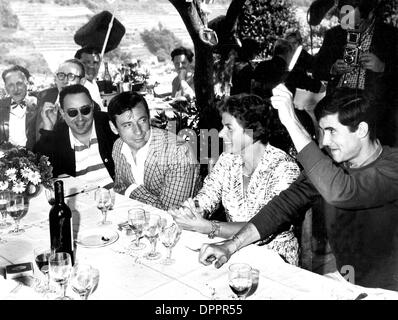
[21,167,33,179]
[0,180,8,191]
[5,168,17,181]
[28,171,41,185]
[12,181,26,194]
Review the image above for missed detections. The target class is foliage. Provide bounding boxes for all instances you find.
[0,0,18,29]
[237,0,298,59]
[0,143,53,194]
[140,23,183,62]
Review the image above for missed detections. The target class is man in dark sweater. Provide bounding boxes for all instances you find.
[199,86,398,291]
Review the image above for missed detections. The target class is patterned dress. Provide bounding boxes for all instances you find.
[194,143,301,265]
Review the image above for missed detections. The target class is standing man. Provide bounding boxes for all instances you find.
[0,65,39,150]
[108,91,200,210]
[199,85,398,291]
[34,84,117,187]
[75,47,104,110]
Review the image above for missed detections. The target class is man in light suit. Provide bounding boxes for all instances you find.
[0,65,39,150]
[108,91,200,210]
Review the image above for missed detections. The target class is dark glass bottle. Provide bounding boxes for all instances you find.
[103,62,113,94]
[49,180,74,265]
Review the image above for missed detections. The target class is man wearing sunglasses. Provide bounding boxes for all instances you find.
[34,84,117,187]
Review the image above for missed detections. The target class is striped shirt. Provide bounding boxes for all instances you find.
[69,121,113,188]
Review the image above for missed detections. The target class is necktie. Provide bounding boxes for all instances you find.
[11,100,26,109]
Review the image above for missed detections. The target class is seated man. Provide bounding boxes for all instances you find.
[34,84,117,187]
[199,86,398,291]
[0,65,39,150]
[170,46,195,101]
[108,91,200,210]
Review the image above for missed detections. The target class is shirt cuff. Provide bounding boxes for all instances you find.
[124,183,140,197]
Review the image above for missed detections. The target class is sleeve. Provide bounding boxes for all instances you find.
[267,159,301,199]
[193,153,230,214]
[298,141,398,209]
[112,145,130,195]
[250,172,318,240]
[129,142,199,210]
[312,29,340,81]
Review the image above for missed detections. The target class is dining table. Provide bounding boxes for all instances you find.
[1,176,398,301]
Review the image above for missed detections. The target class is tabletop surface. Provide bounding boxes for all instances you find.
[1,176,398,300]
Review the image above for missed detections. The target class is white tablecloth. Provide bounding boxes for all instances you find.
[1,177,397,300]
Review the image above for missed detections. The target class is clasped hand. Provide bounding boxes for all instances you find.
[168,198,209,233]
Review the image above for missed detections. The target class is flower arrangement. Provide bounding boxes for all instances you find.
[0,143,53,195]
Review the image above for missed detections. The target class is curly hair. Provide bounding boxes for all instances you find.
[216,93,288,146]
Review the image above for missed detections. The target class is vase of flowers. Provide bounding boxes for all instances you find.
[0,143,53,198]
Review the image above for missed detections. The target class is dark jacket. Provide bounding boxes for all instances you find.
[34,110,117,179]
[0,96,39,150]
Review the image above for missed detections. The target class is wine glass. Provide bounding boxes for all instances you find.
[70,263,95,300]
[49,252,72,300]
[159,222,181,265]
[0,190,11,229]
[7,193,28,234]
[127,208,146,250]
[94,188,112,225]
[33,246,53,294]
[143,213,161,260]
[228,263,253,300]
[45,187,55,206]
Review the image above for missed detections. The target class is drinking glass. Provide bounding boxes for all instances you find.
[143,213,161,260]
[7,193,28,234]
[159,222,181,265]
[70,263,95,300]
[0,190,11,229]
[128,208,146,250]
[45,187,55,206]
[228,263,253,300]
[49,252,72,300]
[33,246,54,294]
[95,188,112,225]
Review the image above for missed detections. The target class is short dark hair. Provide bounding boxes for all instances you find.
[74,46,101,59]
[59,84,92,110]
[217,93,282,145]
[273,39,293,58]
[314,88,378,142]
[2,65,30,83]
[107,91,150,126]
[171,46,194,63]
[61,58,86,78]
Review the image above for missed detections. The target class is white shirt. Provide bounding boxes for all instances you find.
[9,102,27,147]
[68,121,113,188]
[121,131,152,196]
[84,79,104,111]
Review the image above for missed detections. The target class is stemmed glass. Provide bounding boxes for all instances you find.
[49,252,72,300]
[7,193,28,234]
[159,222,181,265]
[45,187,55,206]
[33,246,56,295]
[0,190,11,228]
[143,213,161,260]
[70,263,95,300]
[228,263,253,300]
[95,188,112,225]
[128,208,146,250]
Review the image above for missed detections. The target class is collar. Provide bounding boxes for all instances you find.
[11,100,26,109]
[121,129,152,164]
[69,120,96,149]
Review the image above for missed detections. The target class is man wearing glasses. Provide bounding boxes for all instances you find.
[34,84,117,187]
[0,65,39,150]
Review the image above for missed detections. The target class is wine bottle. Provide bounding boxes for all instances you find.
[103,61,113,94]
[49,180,74,265]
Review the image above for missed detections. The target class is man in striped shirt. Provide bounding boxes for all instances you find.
[34,84,117,188]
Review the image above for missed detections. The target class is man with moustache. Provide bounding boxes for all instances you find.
[34,84,116,187]
[0,65,39,150]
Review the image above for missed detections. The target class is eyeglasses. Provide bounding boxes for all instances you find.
[65,104,92,118]
[56,72,82,81]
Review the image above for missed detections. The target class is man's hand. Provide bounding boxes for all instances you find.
[271,84,297,127]
[330,59,354,75]
[360,52,385,73]
[40,102,59,130]
[199,239,235,268]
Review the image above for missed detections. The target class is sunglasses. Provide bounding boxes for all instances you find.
[56,72,82,81]
[65,104,92,118]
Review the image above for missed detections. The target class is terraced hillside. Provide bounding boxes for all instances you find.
[9,0,229,72]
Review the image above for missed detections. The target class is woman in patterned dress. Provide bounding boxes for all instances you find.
[170,93,301,265]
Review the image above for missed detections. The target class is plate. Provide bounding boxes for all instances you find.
[76,228,119,248]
